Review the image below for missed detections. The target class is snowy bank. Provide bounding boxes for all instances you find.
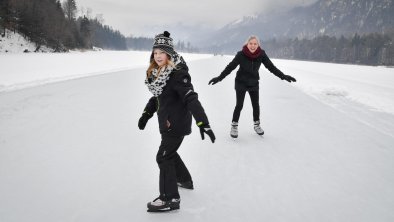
[272,59,394,116]
[0,51,213,92]
[0,29,53,53]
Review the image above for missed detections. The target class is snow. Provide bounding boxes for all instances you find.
[0,51,213,92]
[228,15,257,27]
[0,29,53,53]
[0,53,394,221]
[273,59,394,137]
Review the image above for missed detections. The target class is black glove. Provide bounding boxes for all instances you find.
[138,112,152,130]
[282,75,296,83]
[199,124,216,143]
[208,77,221,85]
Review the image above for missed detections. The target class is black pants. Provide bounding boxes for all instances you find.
[156,135,192,200]
[232,89,260,122]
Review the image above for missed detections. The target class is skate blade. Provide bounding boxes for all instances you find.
[256,131,264,136]
[147,204,180,213]
[147,207,178,213]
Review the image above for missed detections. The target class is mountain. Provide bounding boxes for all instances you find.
[203,0,394,52]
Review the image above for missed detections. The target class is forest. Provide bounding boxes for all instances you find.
[126,36,199,53]
[263,32,394,66]
[0,0,127,51]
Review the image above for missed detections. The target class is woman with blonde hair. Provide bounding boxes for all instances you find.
[138,31,215,212]
[209,35,296,138]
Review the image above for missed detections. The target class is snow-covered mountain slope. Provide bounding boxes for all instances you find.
[0,29,54,53]
[206,0,394,48]
[0,55,393,221]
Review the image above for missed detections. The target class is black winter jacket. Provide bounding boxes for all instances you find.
[218,50,285,91]
[143,63,209,136]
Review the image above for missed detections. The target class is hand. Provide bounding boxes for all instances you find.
[138,112,152,130]
[282,75,296,83]
[208,77,220,85]
[199,124,216,143]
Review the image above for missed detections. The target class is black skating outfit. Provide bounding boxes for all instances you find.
[141,62,214,203]
[213,46,294,122]
[140,31,214,212]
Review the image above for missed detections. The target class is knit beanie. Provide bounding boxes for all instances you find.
[151,31,175,58]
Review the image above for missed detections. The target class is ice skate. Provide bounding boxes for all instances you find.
[147,197,180,212]
[254,120,264,136]
[230,121,238,138]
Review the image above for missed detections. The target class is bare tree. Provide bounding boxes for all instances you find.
[80,6,93,19]
[62,0,77,21]
[86,7,92,19]
[95,13,104,24]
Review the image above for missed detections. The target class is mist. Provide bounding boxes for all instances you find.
[76,0,318,37]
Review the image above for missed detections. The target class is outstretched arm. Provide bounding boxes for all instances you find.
[209,52,241,85]
[261,52,296,82]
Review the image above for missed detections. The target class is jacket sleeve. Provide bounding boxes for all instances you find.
[218,52,241,80]
[173,71,209,126]
[261,52,285,79]
[143,96,157,117]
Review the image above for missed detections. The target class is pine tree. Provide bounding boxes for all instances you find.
[1,0,129,51]
[79,16,92,48]
[0,0,6,36]
[0,0,18,36]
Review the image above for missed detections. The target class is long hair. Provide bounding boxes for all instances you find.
[244,35,261,46]
[146,54,175,80]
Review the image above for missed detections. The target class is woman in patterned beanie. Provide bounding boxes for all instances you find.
[138,31,215,212]
[208,35,296,138]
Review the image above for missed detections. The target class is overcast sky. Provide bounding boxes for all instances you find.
[76,0,318,37]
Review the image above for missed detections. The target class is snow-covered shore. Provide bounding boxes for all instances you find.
[0,51,213,92]
[0,29,53,53]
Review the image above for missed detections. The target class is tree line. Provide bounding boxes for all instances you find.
[126,36,200,53]
[0,0,126,51]
[262,32,394,66]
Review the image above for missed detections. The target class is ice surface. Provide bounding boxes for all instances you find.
[0,54,393,222]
